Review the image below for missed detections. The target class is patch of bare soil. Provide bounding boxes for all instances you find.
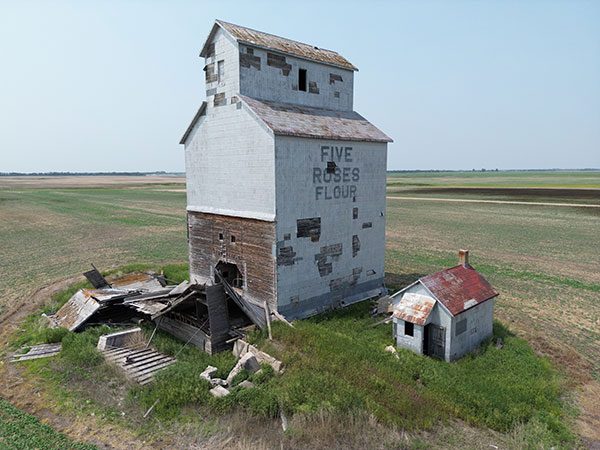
[576,381,600,450]
[0,175,185,190]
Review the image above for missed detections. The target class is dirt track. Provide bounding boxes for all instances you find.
[387,196,600,208]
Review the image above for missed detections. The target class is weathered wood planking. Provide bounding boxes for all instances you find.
[157,315,212,353]
[101,346,175,385]
[188,211,277,309]
[11,343,62,362]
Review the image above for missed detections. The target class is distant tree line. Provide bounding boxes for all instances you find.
[0,171,185,176]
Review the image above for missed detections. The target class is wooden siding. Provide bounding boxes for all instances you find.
[188,211,277,308]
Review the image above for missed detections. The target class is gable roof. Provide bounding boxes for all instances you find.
[393,293,436,326]
[420,265,498,316]
[240,95,392,143]
[179,102,207,145]
[201,20,358,71]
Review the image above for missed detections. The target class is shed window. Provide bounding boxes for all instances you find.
[404,321,414,337]
[299,68,307,91]
[217,60,225,83]
[456,318,467,336]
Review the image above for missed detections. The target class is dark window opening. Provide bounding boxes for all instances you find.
[218,232,224,241]
[327,161,336,174]
[231,235,236,243]
[215,261,244,288]
[299,68,307,91]
[405,321,414,337]
[353,207,358,219]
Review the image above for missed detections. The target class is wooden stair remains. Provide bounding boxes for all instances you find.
[101,345,176,385]
[11,343,62,363]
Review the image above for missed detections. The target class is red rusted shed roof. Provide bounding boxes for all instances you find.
[201,20,358,71]
[393,293,436,326]
[241,95,393,143]
[420,265,498,316]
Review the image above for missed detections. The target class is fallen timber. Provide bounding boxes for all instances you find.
[50,266,286,356]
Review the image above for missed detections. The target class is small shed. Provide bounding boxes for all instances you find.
[392,250,498,361]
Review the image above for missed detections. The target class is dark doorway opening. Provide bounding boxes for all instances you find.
[215,261,244,288]
[424,324,445,360]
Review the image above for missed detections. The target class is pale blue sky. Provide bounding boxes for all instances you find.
[1,0,598,172]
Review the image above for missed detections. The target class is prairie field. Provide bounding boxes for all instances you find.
[0,171,599,449]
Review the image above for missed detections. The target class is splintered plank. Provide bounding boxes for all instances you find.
[100,346,175,385]
[11,343,62,362]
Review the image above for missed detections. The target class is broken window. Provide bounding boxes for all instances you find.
[217,60,225,83]
[218,232,224,241]
[297,217,321,242]
[405,321,414,337]
[299,68,307,91]
[230,235,236,243]
[326,161,336,174]
[456,318,467,336]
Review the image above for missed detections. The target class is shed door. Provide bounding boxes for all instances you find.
[426,324,446,360]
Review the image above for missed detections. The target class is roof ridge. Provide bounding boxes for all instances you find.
[240,95,364,116]
[215,19,341,56]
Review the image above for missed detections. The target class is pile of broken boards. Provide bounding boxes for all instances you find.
[47,266,258,354]
[202,340,283,398]
[48,267,200,331]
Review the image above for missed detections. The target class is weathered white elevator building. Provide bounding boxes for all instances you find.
[181,20,392,321]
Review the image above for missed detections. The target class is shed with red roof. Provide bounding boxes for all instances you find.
[391,250,498,361]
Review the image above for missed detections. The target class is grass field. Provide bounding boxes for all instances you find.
[0,397,98,450]
[1,171,599,448]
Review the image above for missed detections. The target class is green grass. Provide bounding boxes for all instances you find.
[0,397,98,450]
[386,170,600,188]
[14,264,572,446]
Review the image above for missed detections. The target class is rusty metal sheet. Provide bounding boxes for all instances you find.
[393,293,436,326]
[54,289,102,331]
[126,300,167,317]
[203,20,357,71]
[112,273,164,291]
[240,95,392,143]
[420,265,498,316]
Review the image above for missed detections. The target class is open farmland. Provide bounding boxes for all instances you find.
[0,171,599,448]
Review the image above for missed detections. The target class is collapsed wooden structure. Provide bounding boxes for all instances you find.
[51,266,271,355]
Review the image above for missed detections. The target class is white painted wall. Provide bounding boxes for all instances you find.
[394,318,425,354]
[184,102,276,221]
[204,28,240,106]
[239,44,354,111]
[448,299,494,361]
[274,136,387,318]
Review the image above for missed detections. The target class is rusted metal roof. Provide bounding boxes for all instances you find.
[241,95,393,143]
[393,293,436,326]
[201,20,357,71]
[54,289,104,331]
[420,265,498,316]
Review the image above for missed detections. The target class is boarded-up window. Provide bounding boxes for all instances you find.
[456,318,467,336]
[297,217,321,242]
[405,321,414,337]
